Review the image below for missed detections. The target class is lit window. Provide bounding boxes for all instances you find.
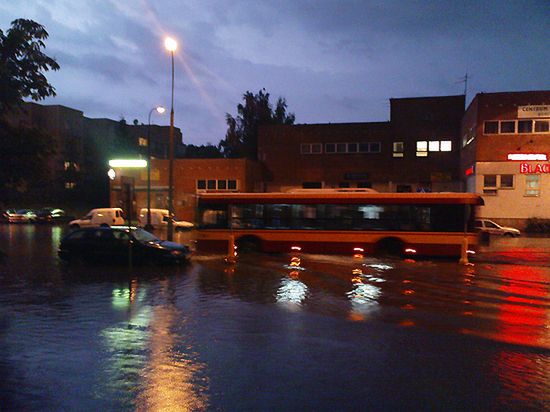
[500,121,516,133]
[393,142,404,157]
[500,174,514,189]
[138,137,148,146]
[416,141,428,157]
[65,182,76,190]
[525,175,540,196]
[429,141,440,151]
[484,121,499,134]
[440,141,452,151]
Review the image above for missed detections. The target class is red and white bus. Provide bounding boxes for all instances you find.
[195,191,484,257]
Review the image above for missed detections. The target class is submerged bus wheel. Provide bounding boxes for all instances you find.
[375,237,404,257]
[236,236,261,253]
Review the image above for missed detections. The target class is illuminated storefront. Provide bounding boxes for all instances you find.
[461,92,550,228]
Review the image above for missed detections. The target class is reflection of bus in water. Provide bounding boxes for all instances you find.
[195,191,484,257]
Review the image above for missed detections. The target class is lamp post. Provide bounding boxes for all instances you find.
[165,36,177,241]
[146,106,165,231]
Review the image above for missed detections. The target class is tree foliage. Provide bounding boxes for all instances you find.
[0,19,59,202]
[0,19,60,112]
[219,89,295,159]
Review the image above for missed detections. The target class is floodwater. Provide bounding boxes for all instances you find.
[0,225,549,411]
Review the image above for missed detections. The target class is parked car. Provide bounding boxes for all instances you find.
[475,219,521,237]
[69,208,125,229]
[1,209,17,223]
[58,226,190,264]
[138,208,194,231]
[34,208,68,224]
[8,209,36,223]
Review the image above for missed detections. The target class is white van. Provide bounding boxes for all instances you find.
[138,208,194,231]
[69,208,125,229]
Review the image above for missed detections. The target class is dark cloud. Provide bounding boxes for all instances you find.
[1,0,548,145]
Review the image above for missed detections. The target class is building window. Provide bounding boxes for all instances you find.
[325,143,336,153]
[483,174,497,195]
[217,180,227,190]
[393,142,404,157]
[227,180,237,190]
[534,120,549,133]
[428,141,440,152]
[338,182,350,188]
[197,179,237,191]
[347,143,358,153]
[197,180,206,190]
[500,174,514,189]
[416,141,428,157]
[440,141,452,151]
[207,180,216,189]
[301,143,323,154]
[65,182,76,190]
[369,142,381,153]
[500,121,516,134]
[518,120,533,133]
[336,143,347,153]
[302,182,322,189]
[357,181,372,188]
[64,161,79,171]
[484,121,499,134]
[138,137,148,146]
[525,175,540,196]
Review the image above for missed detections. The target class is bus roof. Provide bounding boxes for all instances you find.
[197,192,484,205]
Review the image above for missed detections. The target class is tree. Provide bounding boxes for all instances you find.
[0,19,59,203]
[219,89,295,159]
[0,19,60,112]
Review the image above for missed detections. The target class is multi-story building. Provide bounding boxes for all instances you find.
[461,91,550,228]
[5,102,183,205]
[258,95,465,193]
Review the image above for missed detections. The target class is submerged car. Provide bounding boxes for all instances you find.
[475,219,521,237]
[8,209,36,223]
[34,208,67,223]
[58,226,190,264]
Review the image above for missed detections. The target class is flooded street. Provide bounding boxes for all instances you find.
[1,225,549,411]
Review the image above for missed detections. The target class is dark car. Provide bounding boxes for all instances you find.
[34,208,68,224]
[58,226,190,264]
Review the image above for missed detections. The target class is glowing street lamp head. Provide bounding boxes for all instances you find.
[164,37,177,52]
[156,106,166,114]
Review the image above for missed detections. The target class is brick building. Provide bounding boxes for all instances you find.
[258,95,465,193]
[461,91,550,228]
[109,158,264,222]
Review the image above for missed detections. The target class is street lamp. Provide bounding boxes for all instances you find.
[165,36,177,241]
[146,105,165,230]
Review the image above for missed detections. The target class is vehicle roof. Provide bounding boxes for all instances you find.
[198,192,485,205]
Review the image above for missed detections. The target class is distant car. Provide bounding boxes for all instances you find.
[1,209,17,222]
[475,219,521,237]
[34,208,67,223]
[58,226,191,264]
[8,209,36,223]
[137,208,194,231]
[69,208,125,229]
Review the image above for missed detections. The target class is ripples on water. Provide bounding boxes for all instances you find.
[0,225,549,410]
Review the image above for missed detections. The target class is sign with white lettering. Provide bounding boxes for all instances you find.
[518,105,550,119]
[520,163,550,173]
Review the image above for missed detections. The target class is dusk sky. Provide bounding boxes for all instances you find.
[2,1,549,145]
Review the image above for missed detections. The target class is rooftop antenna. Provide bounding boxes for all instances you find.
[455,73,469,99]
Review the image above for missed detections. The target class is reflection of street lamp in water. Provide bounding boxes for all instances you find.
[146,106,165,230]
[165,36,177,241]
